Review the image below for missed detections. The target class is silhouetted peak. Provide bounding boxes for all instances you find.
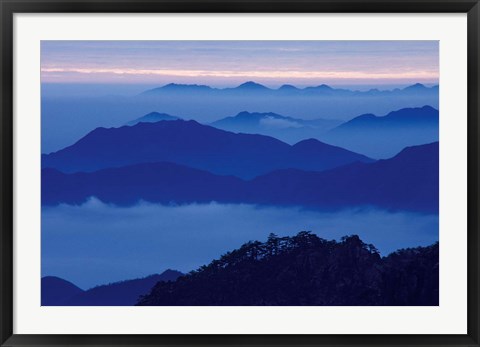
[236,111,254,117]
[126,112,180,126]
[234,111,283,119]
[278,84,299,90]
[340,114,377,126]
[41,276,85,305]
[143,111,170,117]
[293,138,328,148]
[316,84,333,90]
[404,83,426,90]
[42,276,78,285]
[160,269,184,280]
[236,81,269,90]
[420,105,437,111]
[355,113,377,120]
[163,83,210,89]
[385,106,438,119]
[393,142,439,160]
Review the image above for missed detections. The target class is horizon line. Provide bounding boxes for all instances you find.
[41,81,439,92]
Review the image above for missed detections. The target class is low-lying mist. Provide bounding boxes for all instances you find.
[42,198,438,289]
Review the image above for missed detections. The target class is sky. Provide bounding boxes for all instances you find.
[41,40,439,87]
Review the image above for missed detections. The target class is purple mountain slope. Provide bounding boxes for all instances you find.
[322,106,438,159]
[41,276,84,306]
[250,142,438,213]
[41,270,183,306]
[42,162,245,206]
[64,270,183,306]
[42,142,438,213]
[41,120,373,179]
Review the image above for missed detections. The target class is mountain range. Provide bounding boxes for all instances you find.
[42,142,438,213]
[41,119,372,179]
[322,105,438,158]
[119,106,438,158]
[142,81,439,98]
[207,106,437,155]
[41,81,439,154]
[42,270,183,306]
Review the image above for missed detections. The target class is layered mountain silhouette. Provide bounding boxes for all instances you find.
[41,120,372,179]
[136,82,438,124]
[143,83,214,95]
[42,270,183,306]
[42,82,439,154]
[226,81,271,92]
[126,112,180,126]
[322,106,439,158]
[210,111,340,144]
[41,276,84,306]
[142,81,438,98]
[137,232,439,306]
[249,142,438,213]
[42,142,438,213]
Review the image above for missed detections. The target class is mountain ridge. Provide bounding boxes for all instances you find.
[141,82,438,96]
[41,119,373,179]
[42,142,438,213]
[322,105,439,158]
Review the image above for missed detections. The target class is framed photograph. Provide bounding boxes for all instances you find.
[1,0,479,346]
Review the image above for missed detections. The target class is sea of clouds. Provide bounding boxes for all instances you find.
[42,198,438,289]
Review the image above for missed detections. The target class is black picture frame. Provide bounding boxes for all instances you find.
[1,1,479,346]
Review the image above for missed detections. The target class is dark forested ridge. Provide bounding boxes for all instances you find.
[137,232,438,306]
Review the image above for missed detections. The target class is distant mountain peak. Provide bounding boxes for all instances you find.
[236,111,254,117]
[404,83,427,90]
[316,84,333,90]
[235,111,282,118]
[278,84,299,90]
[162,83,211,90]
[325,106,439,158]
[126,112,180,126]
[144,111,169,117]
[293,138,324,146]
[384,105,438,118]
[236,81,269,90]
[141,83,212,95]
[394,141,438,159]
